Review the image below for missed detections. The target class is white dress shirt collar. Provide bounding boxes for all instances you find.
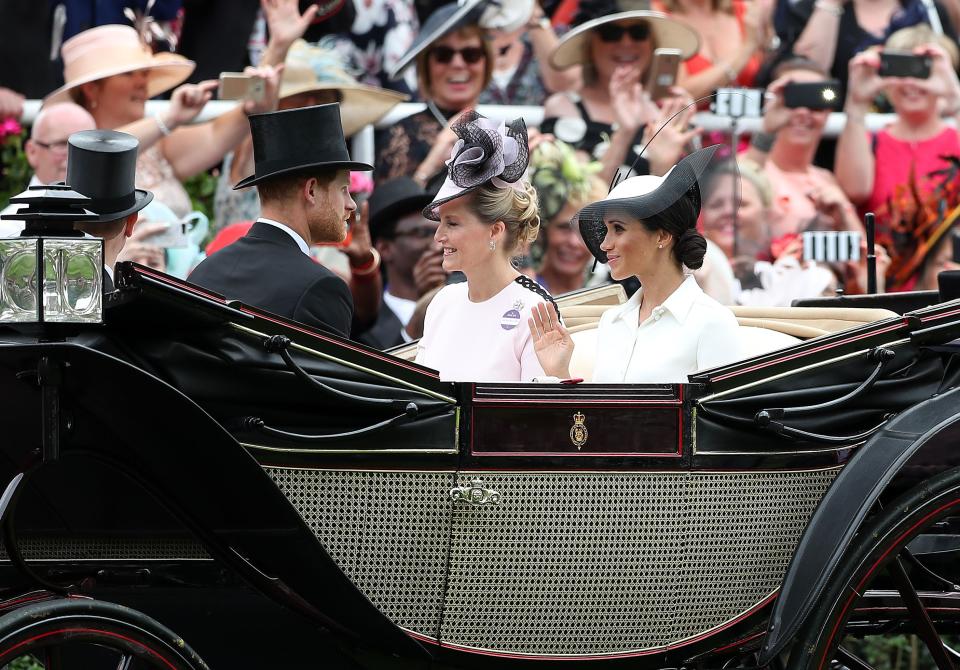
[608,275,700,327]
[258,218,310,256]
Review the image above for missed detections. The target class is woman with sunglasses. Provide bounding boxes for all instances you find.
[542,4,700,185]
[376,3,494,187]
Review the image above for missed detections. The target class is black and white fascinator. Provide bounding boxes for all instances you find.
[423,110,530,221]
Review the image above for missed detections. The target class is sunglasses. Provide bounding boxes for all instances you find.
[596,22,651,43]
[430,45,486,65]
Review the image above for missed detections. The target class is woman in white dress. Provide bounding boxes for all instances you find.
[415,111,557,382]
[529,147,743,384]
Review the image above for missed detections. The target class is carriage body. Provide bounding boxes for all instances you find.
[1,263,959,668]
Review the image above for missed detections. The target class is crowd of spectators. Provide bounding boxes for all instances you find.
[2,0,960,350]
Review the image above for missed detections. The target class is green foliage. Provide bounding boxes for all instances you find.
[0,128,31,211]
[183,168,219,224]
[3,654,43,669]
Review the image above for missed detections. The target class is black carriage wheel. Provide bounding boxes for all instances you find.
[0,598,208,670]
[788,466,960,670]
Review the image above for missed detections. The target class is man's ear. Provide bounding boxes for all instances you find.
[302,176,319,206]
[123,213,139,238]
[23,139,39,170]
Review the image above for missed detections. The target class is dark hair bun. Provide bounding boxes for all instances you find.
[674,228,707,270]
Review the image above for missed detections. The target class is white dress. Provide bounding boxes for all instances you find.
[416,279,548,382]
[592,276,743,384]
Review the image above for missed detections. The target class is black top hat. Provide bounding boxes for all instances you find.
[368,177,435,239]
[66,130,153,223]
[234,103,373,190]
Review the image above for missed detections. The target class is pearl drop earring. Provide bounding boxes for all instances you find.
[489,240,497,251]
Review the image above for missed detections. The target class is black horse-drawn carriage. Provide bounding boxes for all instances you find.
[2,214,960,669]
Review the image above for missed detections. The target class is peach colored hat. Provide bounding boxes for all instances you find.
[44,24,195,107]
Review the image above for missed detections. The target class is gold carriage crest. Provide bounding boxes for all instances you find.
[569,411,588,450]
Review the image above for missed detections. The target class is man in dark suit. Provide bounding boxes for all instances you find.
[188,104,372,337]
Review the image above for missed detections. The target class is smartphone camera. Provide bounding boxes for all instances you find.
[783,80,842,110]
[879,51,932,79]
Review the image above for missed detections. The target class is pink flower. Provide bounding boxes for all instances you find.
[0,117,21,139]
[350,171,374,195]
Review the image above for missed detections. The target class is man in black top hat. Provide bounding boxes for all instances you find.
[188,103,372,337]
[66,129,154,291]
[356,177,442,349]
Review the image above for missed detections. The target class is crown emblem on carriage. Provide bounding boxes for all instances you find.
[569,411,588,450]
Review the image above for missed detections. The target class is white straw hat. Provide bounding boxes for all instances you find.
[550,10,699,70]
[44,24,195,107]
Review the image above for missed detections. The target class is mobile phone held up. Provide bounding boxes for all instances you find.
[218,73,266,103]
[646,48,682,101]
[878,51,932,79]
[783,79,842,110]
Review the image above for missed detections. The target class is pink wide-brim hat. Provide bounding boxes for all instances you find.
[44,24,195,107]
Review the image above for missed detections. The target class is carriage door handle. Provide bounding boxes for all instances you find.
[450,478,501,507]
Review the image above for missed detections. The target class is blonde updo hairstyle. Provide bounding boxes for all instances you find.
[466,180,541,254]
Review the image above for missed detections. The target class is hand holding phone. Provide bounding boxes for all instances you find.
[878,51,932,79]
[783,79,842,110]
[645,48,682,102]
[218,72,267,102]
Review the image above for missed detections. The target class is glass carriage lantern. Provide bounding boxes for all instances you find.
[0,185,104,325]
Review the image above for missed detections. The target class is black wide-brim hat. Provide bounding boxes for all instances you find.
[577,145,719,264]
[235,103,372,190]
[388,0,484,79]
[368,177,435,239]
[66,129,153,223]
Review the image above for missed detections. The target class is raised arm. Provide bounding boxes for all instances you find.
[160,65,283,180]
[259,0,320,67]
[790,0,844,73]
[676,0,768,99]
[835,51,883,205]
[599,65,659,184]
[525,4,582,94]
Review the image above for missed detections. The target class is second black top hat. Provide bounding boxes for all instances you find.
[234,103,373,190]
[66,130,153,222]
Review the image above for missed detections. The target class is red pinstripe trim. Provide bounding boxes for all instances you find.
[0,627,177,668]
[817,495,960,670]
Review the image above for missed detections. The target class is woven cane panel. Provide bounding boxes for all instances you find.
[0,537,209,561]
[266,468,453,641]
[443,470,837,656]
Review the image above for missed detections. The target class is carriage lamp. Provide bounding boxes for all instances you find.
[0,184,106,325]
[0,236,103,324]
